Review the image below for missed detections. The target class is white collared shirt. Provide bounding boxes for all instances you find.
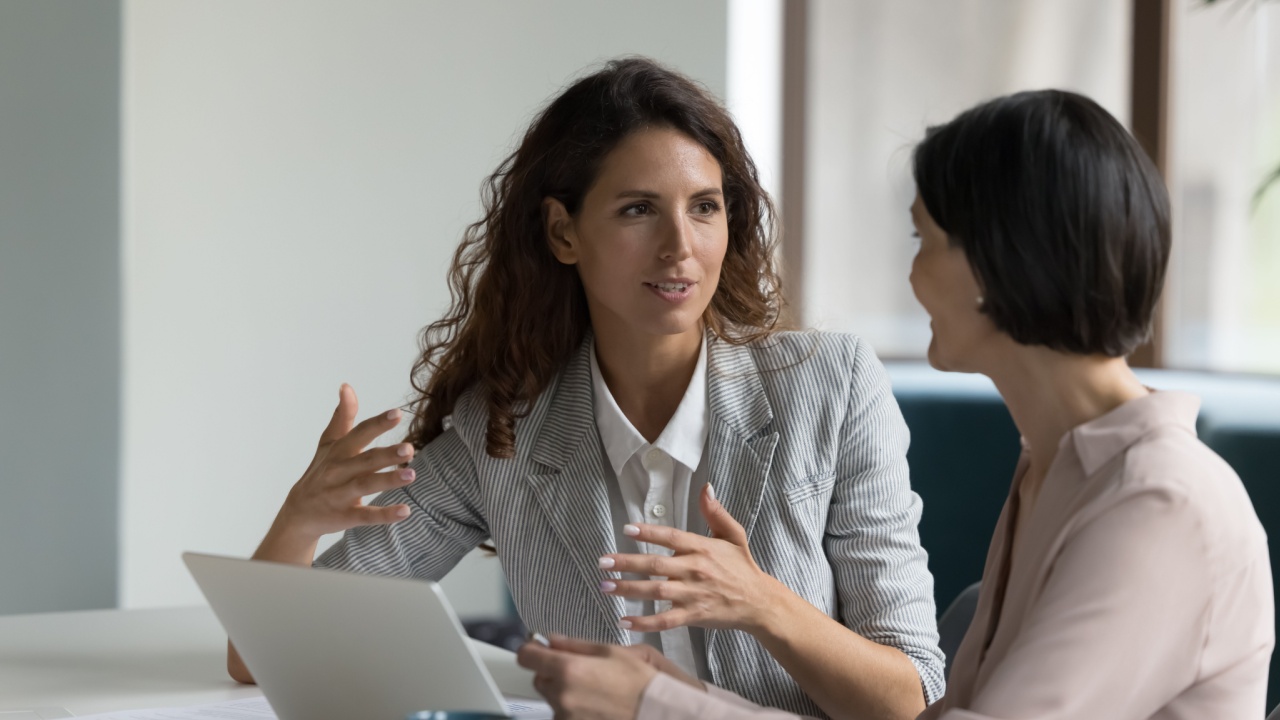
[590,335,709,677]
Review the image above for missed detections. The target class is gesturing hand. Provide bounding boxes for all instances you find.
[276,384,418,540]
[598,484,786,635]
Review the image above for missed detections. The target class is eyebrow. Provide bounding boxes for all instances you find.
[614,187,724,200]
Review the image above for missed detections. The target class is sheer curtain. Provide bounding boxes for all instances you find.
[799,0,1130,357]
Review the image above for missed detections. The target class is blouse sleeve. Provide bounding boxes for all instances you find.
[636,674,820,720]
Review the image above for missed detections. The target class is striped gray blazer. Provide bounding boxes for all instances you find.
[316,331,945,716]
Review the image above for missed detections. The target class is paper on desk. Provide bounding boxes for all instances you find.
[468,638,539,700]
[68,697,275,719]
[66,695,550,720]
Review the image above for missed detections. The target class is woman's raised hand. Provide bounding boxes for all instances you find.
[266,384,418,550]
[597,485,788,635]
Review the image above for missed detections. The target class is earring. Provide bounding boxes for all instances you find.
[976,296,985,307]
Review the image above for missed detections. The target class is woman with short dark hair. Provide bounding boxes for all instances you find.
[519,89,1274,720]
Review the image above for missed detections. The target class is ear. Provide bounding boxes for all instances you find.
[543,197,579,265]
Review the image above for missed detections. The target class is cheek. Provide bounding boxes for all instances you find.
[699,228,729,277]
[908,255,941,312]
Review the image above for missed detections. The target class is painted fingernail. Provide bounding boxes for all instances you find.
[600,580,617,593]
[617,619,633,630]
[396,444,413,457]
[707,483,717,502]
[386,408,402,421]
[623,524,640,537]
[393,506,410,518]
[598,556,615,569]
[399,468,415,481]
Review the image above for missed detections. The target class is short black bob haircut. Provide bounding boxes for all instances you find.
[912,89,1170,358]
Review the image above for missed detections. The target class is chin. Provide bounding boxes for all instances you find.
[925,343,949,372]
[643,307,709,337]
[926,337,962,373]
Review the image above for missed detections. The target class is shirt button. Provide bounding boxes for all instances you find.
[644,448,663,467]
[650,503,667,518]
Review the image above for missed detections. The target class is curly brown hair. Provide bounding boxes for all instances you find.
[407,57,786,457]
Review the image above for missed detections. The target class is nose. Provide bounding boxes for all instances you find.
[658,211,694,263]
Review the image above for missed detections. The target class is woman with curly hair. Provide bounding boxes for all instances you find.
[228,57,944,719]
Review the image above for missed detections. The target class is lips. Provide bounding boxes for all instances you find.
[648,281,691,292]
[644,279,697,302]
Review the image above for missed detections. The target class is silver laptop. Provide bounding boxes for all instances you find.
[183,552,551,720]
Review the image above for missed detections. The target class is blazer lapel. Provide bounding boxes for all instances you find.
[704,336,778,541]
[526,336,628,642]
[703,337,778,678]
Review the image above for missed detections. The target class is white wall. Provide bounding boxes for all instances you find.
[120,0,728,612]
[0,1,121,614]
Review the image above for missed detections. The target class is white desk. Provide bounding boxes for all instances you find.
[0,606,263,716]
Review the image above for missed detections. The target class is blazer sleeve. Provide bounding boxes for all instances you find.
[314,423,490,581]
[636,674,820,720]
[953,486,1220,718]
[826,338,946,704]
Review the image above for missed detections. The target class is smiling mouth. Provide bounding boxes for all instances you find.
[646,281,692,292]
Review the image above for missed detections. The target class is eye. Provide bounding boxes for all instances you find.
[622,203,651,217]
[694,199,722,215]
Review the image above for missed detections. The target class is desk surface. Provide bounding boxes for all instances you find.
[0,606,263,715]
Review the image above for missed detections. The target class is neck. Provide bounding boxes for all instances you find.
[593,323,703,443]
[985,346,1149,479]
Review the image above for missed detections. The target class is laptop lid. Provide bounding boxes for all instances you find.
[183,552,511,720]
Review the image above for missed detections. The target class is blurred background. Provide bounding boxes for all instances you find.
[1,0,1276,640]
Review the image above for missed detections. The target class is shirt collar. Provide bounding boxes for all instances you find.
[1069,390,1201,477]
[589,334,710,476]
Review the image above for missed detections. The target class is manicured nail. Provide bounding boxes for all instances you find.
[399,468,415,481]
[386,408,402,421]
[598,556,615,569]
[397,444,413,457]
[623,524,640,537]
[617,619,633,630]
[393,506,410,518]
[600,581,617,593]
[527,631,550,647]
[706,483,717,503]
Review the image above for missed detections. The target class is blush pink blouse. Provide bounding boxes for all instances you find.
[635,391,1275,720]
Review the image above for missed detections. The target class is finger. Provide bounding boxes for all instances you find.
[620,523,704,553]
[620,608,692,634]
[318,384,359,446]
[331,407,407,458]
[346,467,416,498]
[600,579,691,604]
[517,639,562,672]
[331,444,416,480]
[544,633,613,657]
[700,484,749,547]
[600,552,691,578]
